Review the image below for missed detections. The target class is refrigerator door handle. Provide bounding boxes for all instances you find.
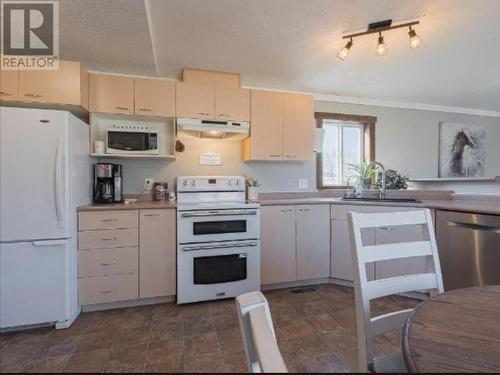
[32,240,67,247]
[54,137,64,228]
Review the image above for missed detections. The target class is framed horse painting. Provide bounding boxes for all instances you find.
[439,122,486,178]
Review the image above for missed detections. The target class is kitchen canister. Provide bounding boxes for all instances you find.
[247,186,259,202]
[153,182,169,201]
[94,140,105,154]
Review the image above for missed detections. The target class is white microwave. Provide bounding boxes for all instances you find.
[106,126,159,155]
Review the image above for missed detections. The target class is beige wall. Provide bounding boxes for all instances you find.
[104,100,500,195]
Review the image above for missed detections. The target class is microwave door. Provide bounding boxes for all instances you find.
[107,131,148,152]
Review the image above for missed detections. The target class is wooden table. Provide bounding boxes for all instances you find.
[403,286,500,373]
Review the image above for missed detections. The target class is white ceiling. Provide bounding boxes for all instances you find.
[59,0,500,112]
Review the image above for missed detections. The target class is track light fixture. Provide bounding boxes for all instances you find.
[337,38,353,61]
[338,19,423,60]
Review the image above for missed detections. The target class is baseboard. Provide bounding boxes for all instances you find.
[81,295,175,313]
[261,278,330,291]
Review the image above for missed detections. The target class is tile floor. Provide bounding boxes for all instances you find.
[0,284,420,373]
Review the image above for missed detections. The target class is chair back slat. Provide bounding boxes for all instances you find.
[353,210,427,229]
[364,273,438,301]
[236,291,288,373]
[370,309,413,336]
[347,208,444,373]
[361,241,433,263]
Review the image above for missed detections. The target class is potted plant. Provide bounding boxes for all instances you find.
[246,177,261,202]
[347,161,377,190]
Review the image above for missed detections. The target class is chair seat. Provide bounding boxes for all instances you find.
[373,352,408,373]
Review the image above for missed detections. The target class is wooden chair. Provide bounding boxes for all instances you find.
[347,209,444,373]
[235,291,288,373]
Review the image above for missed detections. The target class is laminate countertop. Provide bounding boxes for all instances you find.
[78,200,176,212]
[258,197,500,216]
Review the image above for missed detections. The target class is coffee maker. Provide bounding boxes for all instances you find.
[93,163,123,203]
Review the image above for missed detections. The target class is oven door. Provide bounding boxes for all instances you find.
[177,209,260,243]
[177,240,261,304]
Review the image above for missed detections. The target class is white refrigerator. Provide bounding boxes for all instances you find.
[0,107,91,329]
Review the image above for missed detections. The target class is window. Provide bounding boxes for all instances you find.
[316,113,376,188]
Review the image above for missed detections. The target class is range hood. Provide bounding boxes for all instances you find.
[177,118,250,139]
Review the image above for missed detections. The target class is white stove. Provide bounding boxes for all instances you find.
[176,176,261,304]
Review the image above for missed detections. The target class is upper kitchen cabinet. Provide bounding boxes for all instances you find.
[89,73,134,115]
[283,93,315,161]
[176,82,215,120]
[18,60,89,110]
[0,68,19,101]
[182,68,240,88]
[243,90,283,161]
[243,90,314,162]
[134,78,176,117]
[214,87,250,121]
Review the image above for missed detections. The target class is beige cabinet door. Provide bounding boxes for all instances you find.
[214,87,250,121]
[175,82,214,119]
[296,205,330,280]
[374,224,428,280]
[134,78,175,117]
[261,205,296,285]
[0,69,19,101]
[89,73,134,115]
[246,90,283,161]
[139,209,176,298]
[331,220,375,281]
[283,93,314,161]
[19,61,85,106]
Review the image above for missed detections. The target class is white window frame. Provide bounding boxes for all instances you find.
[321,119,365,187]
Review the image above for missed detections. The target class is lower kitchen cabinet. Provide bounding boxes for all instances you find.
[331,220,375,281]
[296,205,330,280]
[78,209,176,306]
[139,209,176,298]
[261,206,297,284]
[261,204,330,285]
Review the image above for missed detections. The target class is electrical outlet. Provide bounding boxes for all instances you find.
[144,178,154,191]
[299,178,308,189]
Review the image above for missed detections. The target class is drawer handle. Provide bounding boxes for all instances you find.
[24,93,42,98]
[138,108,152,112]
[100,262,115,266]
[115,106,129,111]
[269,154,281,158]
[0,91,12,96]
[380,227,394,230]
[101,218,117,222]
[100,290,112,294]
[101,237,117,241]
[144,213,160,217]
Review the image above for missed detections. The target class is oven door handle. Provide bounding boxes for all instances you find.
[181,210,258,218]
[182,242,258,251]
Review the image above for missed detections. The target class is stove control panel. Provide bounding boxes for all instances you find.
[177,176,246,192]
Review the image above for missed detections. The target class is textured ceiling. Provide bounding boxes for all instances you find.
[59,0,500,111]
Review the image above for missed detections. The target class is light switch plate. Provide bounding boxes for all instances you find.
[299,178,308,189]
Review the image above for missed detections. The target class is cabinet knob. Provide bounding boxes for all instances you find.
[115,106,129,111]
[0,91,12,96]
[24,93,42,98]
[138,108,152,112]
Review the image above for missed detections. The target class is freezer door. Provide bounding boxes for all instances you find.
[0,240,68,328]
[0,107,69,241]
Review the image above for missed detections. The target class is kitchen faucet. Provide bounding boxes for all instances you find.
[368,161,386,199]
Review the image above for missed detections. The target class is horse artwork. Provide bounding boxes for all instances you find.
[439,122,485,178]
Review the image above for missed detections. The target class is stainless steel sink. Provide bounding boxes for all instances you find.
[341,197,422,203]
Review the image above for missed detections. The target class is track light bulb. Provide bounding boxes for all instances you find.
[408,27,423,49]
[376,33,388,57]
[337,39,353,61]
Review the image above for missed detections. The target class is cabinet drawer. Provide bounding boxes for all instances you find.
[79,211,138,231]
[79,247,138,278]
[79,274,138,305]
[79,229,138,250]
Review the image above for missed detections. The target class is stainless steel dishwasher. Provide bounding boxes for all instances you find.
[436,210,500,291]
